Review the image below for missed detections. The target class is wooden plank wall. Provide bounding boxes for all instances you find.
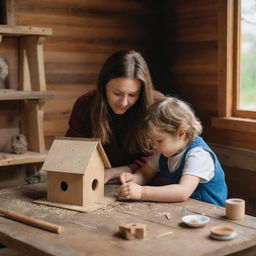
[160,0,256,215]
[160,0,256,151]
[14,0,158,148]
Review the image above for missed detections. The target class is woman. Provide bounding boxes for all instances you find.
[65,50,162,183]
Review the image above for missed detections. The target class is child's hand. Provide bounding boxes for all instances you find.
[120,172,134,184]
[119,182,142,200]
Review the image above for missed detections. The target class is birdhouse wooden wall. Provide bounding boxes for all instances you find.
[83,147,105,205]
[47,172,84,206]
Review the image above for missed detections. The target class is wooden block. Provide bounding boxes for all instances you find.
[134,224,147,239]
[119,223,147,240]
[119,224,136,240]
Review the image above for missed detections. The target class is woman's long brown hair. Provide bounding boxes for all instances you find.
[91,50,154,153]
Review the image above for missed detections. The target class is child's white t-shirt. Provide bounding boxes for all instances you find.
[147,147,215,183]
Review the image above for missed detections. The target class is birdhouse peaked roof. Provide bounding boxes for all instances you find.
[42,137,111,174]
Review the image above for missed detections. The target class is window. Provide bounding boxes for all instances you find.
[212,0,256,133]
[239,0,256,111]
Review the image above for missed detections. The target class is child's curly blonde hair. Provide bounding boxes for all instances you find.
[145,96,202,141]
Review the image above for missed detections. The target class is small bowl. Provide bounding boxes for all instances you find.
[210,226,237,240]
[211,226,235,236]
[182,214,210,228]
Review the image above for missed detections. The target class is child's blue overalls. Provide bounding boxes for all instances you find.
[159,136,228,206]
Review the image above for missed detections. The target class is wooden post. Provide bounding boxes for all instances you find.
[19,36,46,91]
[21,100,46,153]
[19,37,32,91]
[0,0,16,25]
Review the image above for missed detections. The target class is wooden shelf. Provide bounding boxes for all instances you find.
[0,25,52,36]
[0,151,47,167]
[0,21,52,166]
[0,90,53,100]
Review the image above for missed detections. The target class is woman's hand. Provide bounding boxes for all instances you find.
[119,182,143,200]
[104,169,114,184]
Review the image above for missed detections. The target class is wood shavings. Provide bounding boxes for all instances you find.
[69,220,97,230]
[0,193,76,219]
[126,205,132,210]
[91,201,120,215]
[163,212,171,219]
[155,231,173,238]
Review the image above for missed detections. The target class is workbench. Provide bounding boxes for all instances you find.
[0,183,256,256]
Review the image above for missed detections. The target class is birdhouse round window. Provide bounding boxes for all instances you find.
[60,181,68,191]
[91,179,98,191]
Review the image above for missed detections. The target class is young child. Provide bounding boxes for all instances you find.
[119,96,227,206]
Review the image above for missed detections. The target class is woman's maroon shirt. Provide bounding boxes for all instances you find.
[65,90,163,171]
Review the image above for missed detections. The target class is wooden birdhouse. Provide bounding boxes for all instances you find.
[42,137,111,207]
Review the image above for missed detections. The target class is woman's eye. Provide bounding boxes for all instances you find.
[114,92,122,96]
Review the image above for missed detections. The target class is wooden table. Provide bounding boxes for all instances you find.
[0,183,256,256]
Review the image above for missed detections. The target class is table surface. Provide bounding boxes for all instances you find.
[0,183,256,256]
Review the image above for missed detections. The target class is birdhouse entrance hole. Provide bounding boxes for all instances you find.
[60,181,68,191]
[92,179,98,191]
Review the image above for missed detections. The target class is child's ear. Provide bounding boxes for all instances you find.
[178,129,186,138]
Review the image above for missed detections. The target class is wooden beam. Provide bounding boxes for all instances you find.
[212,116,256,135]
[19,36,46,91]
[0,0,16,25]
[217,0,235,117]
[21,100,46,153]
[0,151,47,167]
[0,90,52,100]
[0,25,52,36]
[19,37,31,91]
[5,0,16,25]
[210,142,256,172]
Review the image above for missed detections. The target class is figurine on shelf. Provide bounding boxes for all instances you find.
[0,58,8,89]
[2,134,28,154]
